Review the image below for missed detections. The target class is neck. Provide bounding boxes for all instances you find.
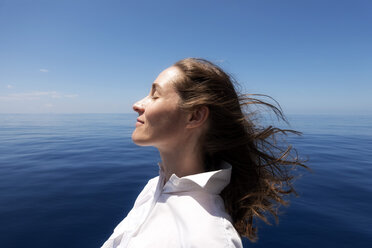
[158,142,205,182]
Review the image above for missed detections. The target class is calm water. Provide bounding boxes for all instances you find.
[0,114,371,248]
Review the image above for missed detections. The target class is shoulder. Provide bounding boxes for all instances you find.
[186,214,243,248]
[160,193,243,248]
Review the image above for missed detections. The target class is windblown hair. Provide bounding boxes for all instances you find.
[173,58,307,242]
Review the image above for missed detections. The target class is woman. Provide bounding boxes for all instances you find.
[101,58,305,248]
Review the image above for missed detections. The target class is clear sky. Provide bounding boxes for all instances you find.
[0,0,371,114]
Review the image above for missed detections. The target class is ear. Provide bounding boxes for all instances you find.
[186,106,209,129]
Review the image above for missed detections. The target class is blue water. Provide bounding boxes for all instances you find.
[0,114,371,248]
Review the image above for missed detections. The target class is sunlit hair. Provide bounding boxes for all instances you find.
[173,58,307,242]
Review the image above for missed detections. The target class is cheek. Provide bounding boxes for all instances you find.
[146,104,185,131]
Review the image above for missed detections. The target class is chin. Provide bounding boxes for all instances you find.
[131,132,151,146]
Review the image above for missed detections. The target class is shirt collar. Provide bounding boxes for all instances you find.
[158,161,232,195]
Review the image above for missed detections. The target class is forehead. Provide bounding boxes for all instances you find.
[153,66,182,89]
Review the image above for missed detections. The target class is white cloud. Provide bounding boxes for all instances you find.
[7,84,13,89]
[44,103,54,108]
[39,69,48,73]
[0,91,78,101]
[63,94,78,98]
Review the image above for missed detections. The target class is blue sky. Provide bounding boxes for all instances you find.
[0,0,371,114]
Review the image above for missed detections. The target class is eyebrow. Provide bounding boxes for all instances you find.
[152,83,162,93]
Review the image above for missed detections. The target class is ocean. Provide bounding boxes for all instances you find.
[0,113,371,248]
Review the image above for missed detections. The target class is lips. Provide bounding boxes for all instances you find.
[136,118,144,127]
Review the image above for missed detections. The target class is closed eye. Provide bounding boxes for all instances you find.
[150,83,161,100]
[151,91,159,99]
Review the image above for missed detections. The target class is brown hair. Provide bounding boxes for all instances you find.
[173,58,307,242]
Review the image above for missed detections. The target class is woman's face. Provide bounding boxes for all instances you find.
[132,66,189,149]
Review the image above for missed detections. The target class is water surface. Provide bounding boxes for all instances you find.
[0,114,371,247]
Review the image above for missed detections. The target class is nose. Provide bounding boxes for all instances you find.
[132,97,146,114]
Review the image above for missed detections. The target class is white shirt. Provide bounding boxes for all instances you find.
[101,162,243,248]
